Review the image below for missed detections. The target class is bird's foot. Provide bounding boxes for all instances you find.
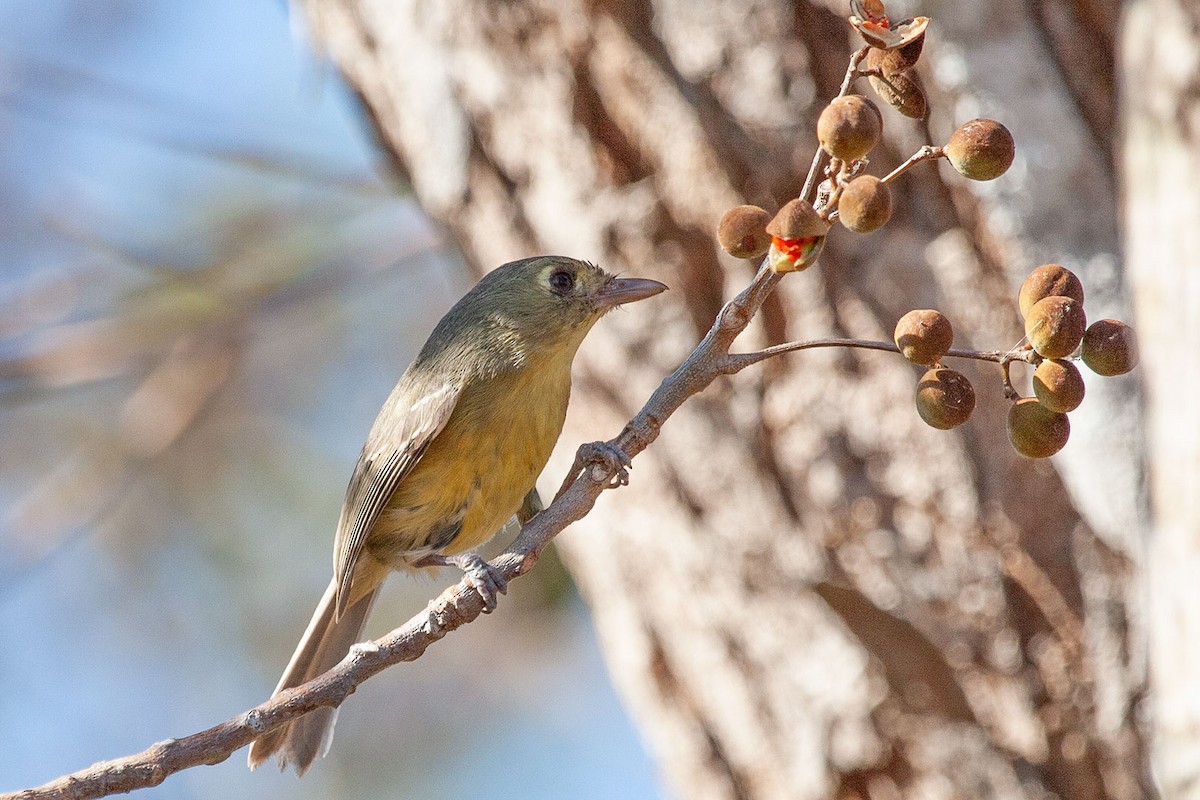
[578,441,632,488]
[417,551,508,612]
[557,440,632,499]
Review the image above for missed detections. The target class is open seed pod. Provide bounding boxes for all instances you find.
[850,14,929,52]
[765,199,830,273]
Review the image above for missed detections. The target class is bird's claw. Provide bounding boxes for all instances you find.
[417,551,508,612]
[579,440,632,488]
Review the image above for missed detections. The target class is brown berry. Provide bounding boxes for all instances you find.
[717,205,773,259]
[1025,295,1086,359]
[766,198,830,240]
[1081,319,1139,376]
[895,309,954,365]
[867,66,928,120]
[1032,359,1086,413]
[1008,397,1071,458]
[944,119,1015,181]
[1018,264,1085,318]
[817,95,883,161]
[915,367,975,430]
[838,175,893,232]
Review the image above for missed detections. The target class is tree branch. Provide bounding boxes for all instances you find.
[2,262,784,800]
[722,337,1039,374]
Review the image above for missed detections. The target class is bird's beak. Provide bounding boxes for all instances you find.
[594,277,668,310]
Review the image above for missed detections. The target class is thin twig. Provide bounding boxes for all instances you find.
[720,337,1041,374]
[803,46,871,203]
[880,145,943,184]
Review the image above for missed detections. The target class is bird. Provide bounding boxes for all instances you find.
[247,255,666,774]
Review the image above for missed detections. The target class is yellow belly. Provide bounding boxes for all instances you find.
[366,361,571,567]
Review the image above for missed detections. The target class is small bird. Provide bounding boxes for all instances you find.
[247,256,666,774]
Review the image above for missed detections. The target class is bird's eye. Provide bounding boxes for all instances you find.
[549,269,575,294]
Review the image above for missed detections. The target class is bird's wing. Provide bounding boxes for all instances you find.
[333,381,462,617]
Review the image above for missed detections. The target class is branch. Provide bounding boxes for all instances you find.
[880,144,943,185]
[721,337,1039,373]
[1,262,783,800]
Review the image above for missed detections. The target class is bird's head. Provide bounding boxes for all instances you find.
[471,256,667,351]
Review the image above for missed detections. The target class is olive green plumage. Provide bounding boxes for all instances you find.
[248,256,665,774]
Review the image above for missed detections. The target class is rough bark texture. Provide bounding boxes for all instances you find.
[300,1,1153,797]
[1121,0,1200,796]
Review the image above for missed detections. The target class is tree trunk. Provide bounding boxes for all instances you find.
[300,1,1153,797]
[1121,0,1200,796]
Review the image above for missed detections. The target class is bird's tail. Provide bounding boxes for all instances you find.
[247,578,379,775]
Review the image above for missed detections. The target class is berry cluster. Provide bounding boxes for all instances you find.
[715,8,1014,274]
[1005,264,1137,457]
[890,263,1137,458]
[711,0,1138,460]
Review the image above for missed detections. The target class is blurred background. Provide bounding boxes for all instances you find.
[0,1,660,797]
[6,0,1196,797]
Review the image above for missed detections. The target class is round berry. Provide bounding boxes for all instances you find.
[1018,264,1084,318]
[817,95,883,161]
[838,176,893,233]
[944,119,1015,181]
[717,205,773,259]
[1008,397,1071,458]
[895,309,954,365]
[1032,359,1086,413]
[915,367,975,429]
[1081,319,1138,376]
[1025,295,1087,359]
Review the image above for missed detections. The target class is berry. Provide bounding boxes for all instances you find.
[717,205,773,259]
[838,176,893,232]
[1025,295,1086,359]
[915,367,975,429]
[1008,398,1071,458]
[817,95,883,161]
[1081,319,1138,376]
[765,198,829,273]
[1032,359,1086,413]
[895,309,953,365]
[766,198,829,240]
[944,119,1015,181]
[1018,264,1084,318]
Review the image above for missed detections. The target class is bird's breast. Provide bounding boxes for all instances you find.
[367,360,573,564]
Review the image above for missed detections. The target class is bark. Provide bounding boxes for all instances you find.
[300,1,1152,797]
[1121,1,1200,796]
